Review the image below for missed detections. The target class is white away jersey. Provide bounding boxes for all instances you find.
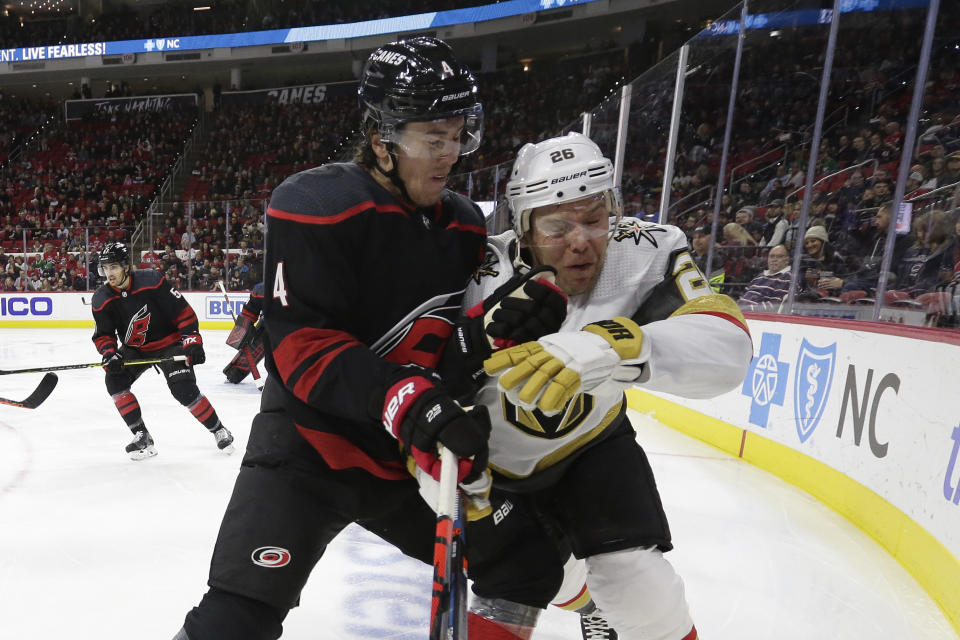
[466,218,753,482]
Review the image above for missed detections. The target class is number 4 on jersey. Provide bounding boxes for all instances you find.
[274,261,290,307]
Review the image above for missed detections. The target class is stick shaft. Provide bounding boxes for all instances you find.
[430,446,467,639]
[217,281,240,323]
[0,355,187,376]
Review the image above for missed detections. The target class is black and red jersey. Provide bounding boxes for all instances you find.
[261,162,486,479]
[91,269,199,356]
[240,281,265,322]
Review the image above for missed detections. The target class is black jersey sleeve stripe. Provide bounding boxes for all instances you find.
[446,220,487,236]
[91,295,119,313]
[127,279,165,296]
[272,327,364,401]
[174,306,198,331]
[267,199,408,226]
[294,426,409,480]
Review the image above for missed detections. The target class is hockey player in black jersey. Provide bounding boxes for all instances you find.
[91,242,234,460]
[223,281,265,385]
[175,37,571,640]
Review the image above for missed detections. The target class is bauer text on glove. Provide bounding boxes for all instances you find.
[382,374,491,483]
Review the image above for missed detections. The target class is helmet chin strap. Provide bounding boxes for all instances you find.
[510,237,535,274]
[376,144,415,206]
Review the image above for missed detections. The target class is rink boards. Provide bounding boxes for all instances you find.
[0,290,242,329]
[627,314,960,635]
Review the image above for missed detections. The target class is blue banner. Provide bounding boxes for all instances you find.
[699,0,931,38]
[0,0,931,64]
[0,0,598,63]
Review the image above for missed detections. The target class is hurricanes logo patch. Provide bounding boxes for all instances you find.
[613,219,668,247]
[124,305,151,347]
[471,249,500,284]
[251,546,291,568]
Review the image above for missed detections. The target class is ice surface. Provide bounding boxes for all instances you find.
[0,328,955,639]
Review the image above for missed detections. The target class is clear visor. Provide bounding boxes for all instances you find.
[98,262,121,277]
[380,105,484,158]
[528,193,615,247]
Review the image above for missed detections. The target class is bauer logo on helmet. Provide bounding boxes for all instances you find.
[551,170,588,185]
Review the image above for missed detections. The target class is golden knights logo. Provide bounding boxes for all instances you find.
[471,248,500,284]
[613,219,668,247]
[502,394,595,439]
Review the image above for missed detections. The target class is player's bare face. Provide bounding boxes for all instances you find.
[394,117,465,207]
[526,194,611,296]
[103,263,129,289]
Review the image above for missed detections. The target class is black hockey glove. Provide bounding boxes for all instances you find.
[381,373,490,483]
[439,266,568,401]
[101,351,124,374]
[468,265,567,350]
[182,333,206,366]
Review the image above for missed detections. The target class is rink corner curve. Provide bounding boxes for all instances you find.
[627,389,960,635]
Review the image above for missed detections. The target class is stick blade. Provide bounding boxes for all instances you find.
[15,373,59,409]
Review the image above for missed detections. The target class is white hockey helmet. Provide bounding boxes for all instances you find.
[506,132,622,238]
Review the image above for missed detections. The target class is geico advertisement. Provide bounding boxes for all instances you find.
[0,294,54,316]
[0,291,249,324]
[0,292,89,320]
[653,318,960,560]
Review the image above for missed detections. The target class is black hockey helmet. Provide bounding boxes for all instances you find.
[358,36,483,156]
[97,242,130,276]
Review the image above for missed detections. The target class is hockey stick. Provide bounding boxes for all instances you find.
[218,281,264,389]
[429,445,468,640]
[0,373,58,409]
[0,355,187,376]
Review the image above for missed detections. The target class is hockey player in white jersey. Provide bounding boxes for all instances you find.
[458,132,753,640]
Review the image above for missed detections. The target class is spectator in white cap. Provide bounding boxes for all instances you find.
[799,224,849,297]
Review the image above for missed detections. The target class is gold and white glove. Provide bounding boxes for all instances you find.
[484,316,650,414]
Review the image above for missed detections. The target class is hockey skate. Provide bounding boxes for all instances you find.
[580,609,618,640]
[213,426,235,455]
[125,428,157,461]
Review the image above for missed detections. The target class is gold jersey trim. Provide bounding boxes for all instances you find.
[490,396,625,479]
[669,292,747,326]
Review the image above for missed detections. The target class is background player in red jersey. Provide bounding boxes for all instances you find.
[174,37,569,640]
[91,242,234,459]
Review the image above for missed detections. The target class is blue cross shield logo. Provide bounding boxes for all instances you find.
[741,333,789,428]
[793,339,837,443]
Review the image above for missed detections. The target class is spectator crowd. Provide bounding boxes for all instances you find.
[2,1,960,327]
